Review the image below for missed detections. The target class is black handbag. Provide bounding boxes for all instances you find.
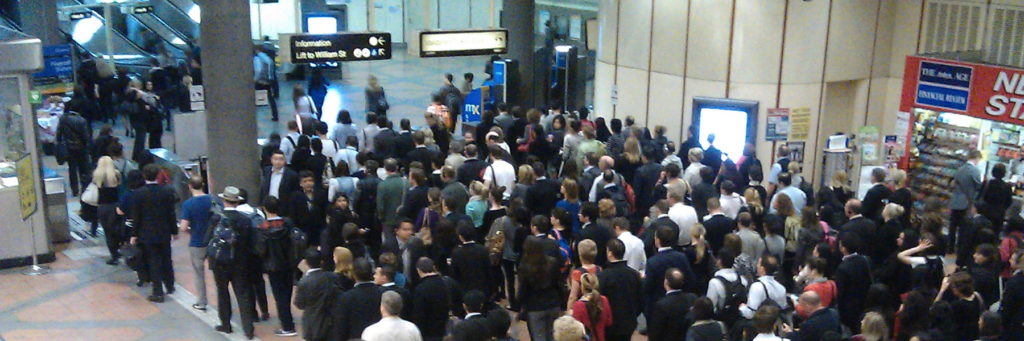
[120,244,144,271]
[54,142,68,165]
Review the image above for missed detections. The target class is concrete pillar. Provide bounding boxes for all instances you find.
[17,0,62,45]
[197,0,260,197]
[501,0,536,108]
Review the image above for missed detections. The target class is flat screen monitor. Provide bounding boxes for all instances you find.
[692,97,759,163]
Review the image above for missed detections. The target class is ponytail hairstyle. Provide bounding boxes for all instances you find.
[580,273,603,332]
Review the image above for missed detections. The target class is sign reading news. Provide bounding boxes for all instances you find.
[290,32,392,64]
[914,61,972,112]
[420,29,508,57]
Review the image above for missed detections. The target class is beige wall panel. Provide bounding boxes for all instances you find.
[594,61,616,118]
[616,0,653,69]
[992,0,1024,6]
[871,0,894,78]
[686,0,731,81]
[647,72,686,141]
[615,66,651,120]
[778,83,824,182]
[781,0,830,84]
[888,0,922,77]
[825,0,878,82]
[650,0,688,76]
[597,0,619,64]
[681,78,727,142]
[731,0,785,84]
[879,78,905,136]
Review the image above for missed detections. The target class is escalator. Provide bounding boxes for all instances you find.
[56,1,153,66]
[147,0,200,44]
[57,0,198,67]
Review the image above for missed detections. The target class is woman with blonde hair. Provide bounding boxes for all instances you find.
[554,315,586,341]
[684,224,714,294]
[568,239,601,310]
[365,75,388,116]
[93,156,122,263]
[743,187,766,232]
[830,170,854,206]
[683,148,706,188]
[465,181,489,228]
[510,164,535,200]
[332,247,355,290]
[616,137,643,182]
[852,311,890,341]
[570,272,613,341]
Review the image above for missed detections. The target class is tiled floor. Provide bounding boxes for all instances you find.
[2,47,640,341]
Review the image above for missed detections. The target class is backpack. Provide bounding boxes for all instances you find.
[756,280,794,317]
[485,216,509,264]
[714,275,748,326]
[206,213,242,267]
[821,221,838,249]
[603,184,631,217]
[915,256,945,290]
[254,220,292,272]
[290,226,308,265]
[553,229,573,274]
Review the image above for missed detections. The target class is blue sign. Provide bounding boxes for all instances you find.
[920,61,972,88]
[916,83,969,111]
[462,88,482,123]
[34,45,74,79]
[493,61,506,86]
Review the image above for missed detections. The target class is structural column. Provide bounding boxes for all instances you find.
[17,0,61,45]
[501,0,536,108]
[198,0,260,196]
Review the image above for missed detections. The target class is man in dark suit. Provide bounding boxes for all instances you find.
[861,167,891,223]
[839,199,880,264]
[130,164,179,302]
[333,258,383,340]
[578,202,614,267]
[375,264,413,319]
[442,196,473,226]
[451,224,492,298]
[207,186,257,338]
[373,116,399,160]
[834,234,873,334]
[702,197,736,254]
[958,204,993,267]
[285,171,327,245]
[394,119,415,161]
[440,166,470,214]
[526,163,562,215]
[644,226,697,320]
[404,130,441,169]
[644,200,680,257]
[356,159,383,256]
[456,144,487,186]
[579,153,602,202]
[691,167,718,220]
[598,239,643,341]
[783,291,841,341]
[294,249,338,341]
[701,134,723,173]
[377,158,408,234]
[451,290,491,341]
[527,215,565,262]
[260,150,299,205]
[382,219,428,286]
[399,169,430,221]
[633,149,665,218]
[648,267,697,341]
[413,257,463,341]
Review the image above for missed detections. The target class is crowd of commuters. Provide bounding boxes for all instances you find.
[61,60,1024,341]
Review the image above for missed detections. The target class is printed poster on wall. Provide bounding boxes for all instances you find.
[789,107,810,141]
[859,126,880,162]
[884,135,901,162]
[766,108,790,141]
[569,15,582,40]
[788,142,805,163]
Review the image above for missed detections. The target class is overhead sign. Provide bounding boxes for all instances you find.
[16,156,37,221]
[69,11,92,20]
[289,32,391,63]
[420,29,508,57]
[900,56,1024,124]
[132,6,155,14]
[32,44,74,95]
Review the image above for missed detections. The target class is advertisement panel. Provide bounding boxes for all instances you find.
[32,45,74,95]
[900,56,1024,124]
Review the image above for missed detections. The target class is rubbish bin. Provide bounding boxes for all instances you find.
[44,176,69,243]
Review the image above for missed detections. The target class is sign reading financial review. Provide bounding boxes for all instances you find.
[290,32,392,64]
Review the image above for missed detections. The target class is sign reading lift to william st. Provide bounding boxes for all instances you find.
[289,32,392,63]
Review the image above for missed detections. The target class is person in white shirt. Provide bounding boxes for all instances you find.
[315,123,339,160]
[769,173,806,215]
[361,291,422,341]
[719,180,746,219]
[280,120,301,164]
[739,255,789,320]
[612,217,646,272]
[707,248,750,312]
[362,113,381,152]
[589,156,618,202]
[483,145,516,199]
[767,144,791,195]
[683,148,706,189]
[333,136,360,176]
[666,182,698,246]
[485,131,511,155]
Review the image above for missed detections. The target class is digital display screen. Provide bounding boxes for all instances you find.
[290,32,392,63]
[697,108,749,161]
[420,29,508,57]
[306,17,338,34]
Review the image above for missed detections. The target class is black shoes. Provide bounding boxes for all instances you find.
[105,258,119,266]
[192,304,206,311]
[215,325,233,334]
[260,312,270,321]
[147,295,164,303]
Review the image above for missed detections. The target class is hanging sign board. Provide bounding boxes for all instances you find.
[289,32,392,63]
[900,56,1024,124]
[419,29,508,57]
[789,107,811,141]
[16,156,37,221]
[766,108,790,141]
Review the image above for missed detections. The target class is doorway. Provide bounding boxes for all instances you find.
[691,97,759,163]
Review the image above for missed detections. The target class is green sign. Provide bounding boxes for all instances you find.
[28,90,41,104]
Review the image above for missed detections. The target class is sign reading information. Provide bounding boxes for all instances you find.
[290,32,392,63]
[16,156,36,221]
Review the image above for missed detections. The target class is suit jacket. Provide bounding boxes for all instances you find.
[702,145,723,174]
[649,291,697,341]
[444,212,473,226]
[414,274,462,338]
[951,162,982,210]
[381,284,414,320]
[294,270,339,341]
[261,166,300,204]
[644,248,697,318]
[394,131,414,161]
[703,214,735,254]
[999,273,1024,337]
[861,183,892,222]
[839,216,877,258]
[643,216,680,258]
[441,181,470,214]
[579,222,615,267]
[456,158,487,186]
[131,184,178,244]
[373,128,399,160]
[404,146,440,169]
[286,188,328,233]
[526,234,565,263]
[790,308,842,341]
[633,162,664,214]
[579,166,602,201]
[835,254,872,331]
[399,185,430,221]
[526,178,562,216]
[690,182,717,220]
[597,260,643,336]
[451,314,490,341]
[451,241,492,297]
[382,235,428,286]
[376,174,408,229]
[333,282,383,340]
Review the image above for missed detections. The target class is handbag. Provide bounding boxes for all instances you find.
[81,183,100,206]
[55,142,68,165]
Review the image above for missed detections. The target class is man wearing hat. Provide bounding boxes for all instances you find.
[210,186,259,339]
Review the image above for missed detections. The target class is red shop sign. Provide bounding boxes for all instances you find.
[900,56,1024,123]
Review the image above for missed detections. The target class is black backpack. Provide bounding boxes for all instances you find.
[289,226,308,264]
[916,256,945,289]
[206,212,243,267]
[254,222,291,272]
[602,184,631,217]
[714,275,747,326]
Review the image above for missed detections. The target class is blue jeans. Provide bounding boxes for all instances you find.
[526,308,561,341]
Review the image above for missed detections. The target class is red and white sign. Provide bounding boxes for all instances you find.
[900,56,1024,123]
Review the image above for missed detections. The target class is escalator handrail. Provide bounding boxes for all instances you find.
[155,0,196,24]
[61,0,155,56]
[128,12,191,52]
